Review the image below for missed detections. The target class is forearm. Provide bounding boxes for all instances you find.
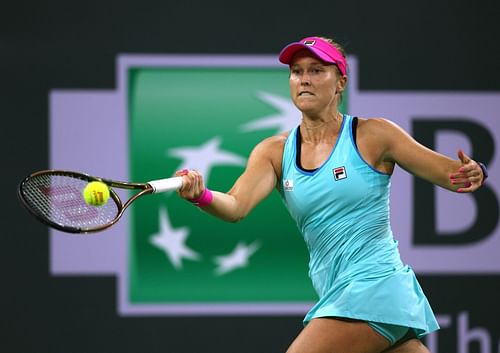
[178,135,282,221]
[198,175,276,222]
[399,148,485,193]
[198,190,246,223]
[414,153,462,192]
[381,120,484,193]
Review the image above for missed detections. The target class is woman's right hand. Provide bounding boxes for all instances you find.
[174,169,207,200]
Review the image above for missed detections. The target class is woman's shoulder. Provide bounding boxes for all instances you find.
[251,131,290,179]
[256,130,291,149]
[356,116,395,128]
[355,116,403,138]
[253,133,288,160]
[354,116,413,158]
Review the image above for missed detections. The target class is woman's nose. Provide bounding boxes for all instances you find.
[300,73,311,85]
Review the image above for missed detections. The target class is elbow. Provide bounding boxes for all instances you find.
[224,211,247,223]
[222,193,251,223]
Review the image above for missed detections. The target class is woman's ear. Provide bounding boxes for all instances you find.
[337,75,347,94]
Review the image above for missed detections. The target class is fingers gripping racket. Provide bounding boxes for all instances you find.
[18,170,183,234]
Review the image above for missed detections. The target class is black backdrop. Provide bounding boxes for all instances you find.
[2,1,500,352]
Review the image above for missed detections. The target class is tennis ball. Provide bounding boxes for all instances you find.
[82,181,110,206]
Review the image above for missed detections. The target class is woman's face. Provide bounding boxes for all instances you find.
[289,50,345,116]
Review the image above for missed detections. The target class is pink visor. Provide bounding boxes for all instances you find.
[278,37,348,76]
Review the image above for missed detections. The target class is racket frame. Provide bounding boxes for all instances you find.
[18,169,178,234]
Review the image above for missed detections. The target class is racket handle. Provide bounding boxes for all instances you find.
[148,177,183,193]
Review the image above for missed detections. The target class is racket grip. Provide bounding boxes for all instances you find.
[149,177,183,193]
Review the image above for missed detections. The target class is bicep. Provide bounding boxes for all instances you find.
[383,120,460,190]
[226,140,280,217]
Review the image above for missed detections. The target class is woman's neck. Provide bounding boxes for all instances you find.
[300,111,343,143]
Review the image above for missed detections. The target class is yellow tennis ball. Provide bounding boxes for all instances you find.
[82,181,110,206]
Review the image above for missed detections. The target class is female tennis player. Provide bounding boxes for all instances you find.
[175,36,487,353]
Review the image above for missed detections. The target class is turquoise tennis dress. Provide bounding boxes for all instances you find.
[279,114,439,338]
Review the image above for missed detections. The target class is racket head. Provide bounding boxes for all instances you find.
[18,170,123,233]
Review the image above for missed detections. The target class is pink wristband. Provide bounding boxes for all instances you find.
[189,188,213,207]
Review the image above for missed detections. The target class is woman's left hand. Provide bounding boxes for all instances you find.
[449,150,485,193]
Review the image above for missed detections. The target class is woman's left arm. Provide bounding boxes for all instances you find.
[378,118,486,193]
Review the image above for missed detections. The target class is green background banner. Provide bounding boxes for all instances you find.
[128,68,319,303]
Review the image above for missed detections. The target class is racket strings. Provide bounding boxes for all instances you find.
[21,174,120,231]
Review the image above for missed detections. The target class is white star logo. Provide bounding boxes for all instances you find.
[150,207,201,269]
[240,91,300,133]
[214,241,260,276]
[168,137,246,182]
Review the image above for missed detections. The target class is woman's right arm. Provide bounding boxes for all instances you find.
[176,135,285,222]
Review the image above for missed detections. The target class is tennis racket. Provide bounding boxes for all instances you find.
[18,170,183,234]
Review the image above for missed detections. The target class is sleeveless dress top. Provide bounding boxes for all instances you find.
[279,114,439,337]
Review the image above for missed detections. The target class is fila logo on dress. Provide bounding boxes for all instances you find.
[333,166,347,181]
